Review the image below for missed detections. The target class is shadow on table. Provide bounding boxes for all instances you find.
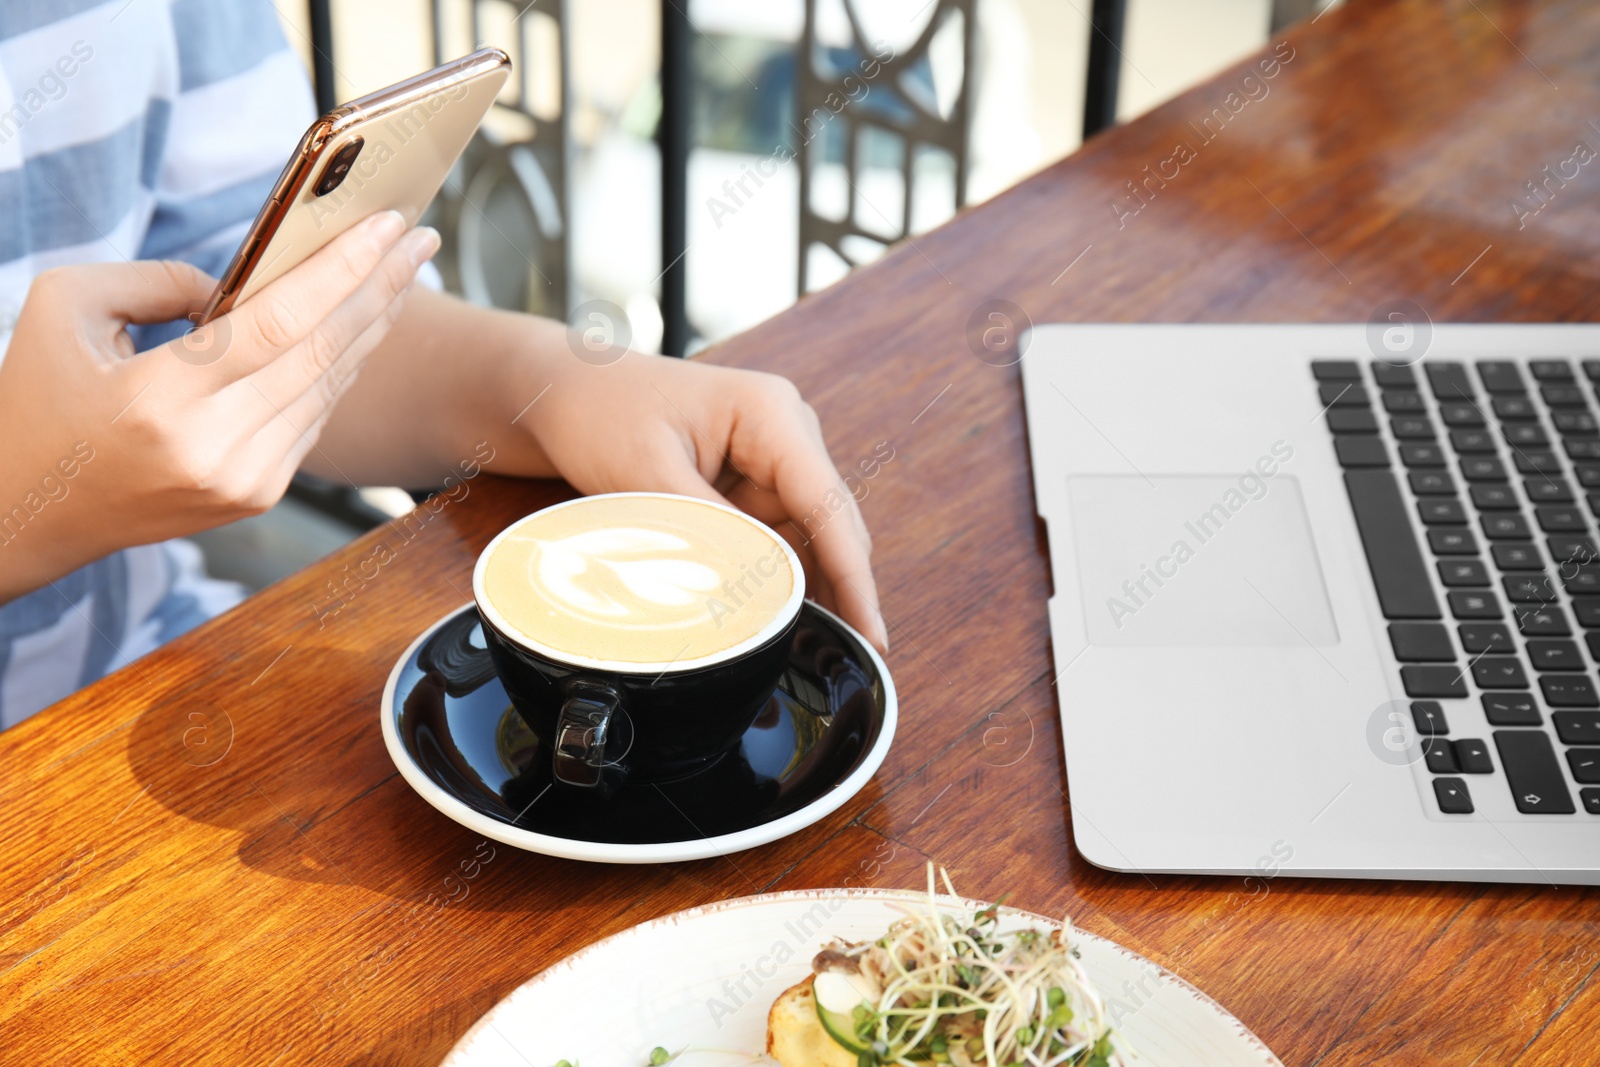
[120,641,664,910]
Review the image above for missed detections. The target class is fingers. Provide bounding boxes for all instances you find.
[630,443,858,619]
[264,226,438,400]
[37,260,216,326]
[639,438,740,511]
[757,408,887,653]
[189,210,417,385]
[778,524,838,616]
[249,283,414,468]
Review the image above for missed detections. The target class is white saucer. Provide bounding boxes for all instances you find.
[379,602,897,864]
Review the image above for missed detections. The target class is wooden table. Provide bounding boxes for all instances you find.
[5,0,1598,1062]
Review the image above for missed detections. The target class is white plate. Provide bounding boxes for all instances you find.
[442,890,1283,1066]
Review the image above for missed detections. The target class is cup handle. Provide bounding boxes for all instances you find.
[553,683,621,788]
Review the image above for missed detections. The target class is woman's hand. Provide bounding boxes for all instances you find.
[0,210,438,604]
[514,348,889,653]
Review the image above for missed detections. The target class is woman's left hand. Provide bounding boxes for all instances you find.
[516,347,888,653]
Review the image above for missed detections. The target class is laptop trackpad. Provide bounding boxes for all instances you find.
[1067,474,1338,646]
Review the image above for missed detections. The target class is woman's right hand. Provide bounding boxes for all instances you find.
[0,209,439,604]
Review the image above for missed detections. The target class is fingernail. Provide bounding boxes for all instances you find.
[368,210,406,245]
[405,226,441,267]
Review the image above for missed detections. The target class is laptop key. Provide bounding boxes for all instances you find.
[1483,693,1542,726]
[1336,437,1390,468]
[1472,657,1530,689]
[1584,360,1600,383]
[1419,499,1466,524]
[1527,639,1584,671]
[1426,362,1476,401]
[1480,513,1531,540]
[1312,360,1361,381]
[1411,701,1449,735]
[1540,674,1600,707]
[1454,739,1494,773]
[1502,575,1557,603]
[1470,484,1518,510]
[1494,730,1576,814]
[1513,450,1563,475]
[1567,748,1600,783]
[1372,362,1417,389]
[1548,536,1597,564]
[1430,528,1479,555]
[1503,424,1551,448]
[1531,359,1575,382]
[1554,711,1600,744]
[1383,391,1426,414]
[1343,470,1441,619]
[1575,463,1600,488]
[1389,622,1456,661]
[1401,665,1469,698]
[1477,361,1526,394]
[1410,471,1456,495]
[1583,788,1600,814]
[1536,505,1587,532]
[1459,623,1514,653]
[1328,409,1379,433]
[1526,479,1575,503]
[1565,439,1600,460]
[1560,566,1600,595]
[1448,591,1501,619]
[1391,417,1436,440]
[1542,384,1588,407]
[1491,543,1543,570]
[1460,456,1507,481]
[1439,401,1485,428]
[1589,493,1600,517]
[1320,382,1369,407]
[1438,559,1489,586]
[1433,777,1475,814]
[1575,598,1600,628]
[1450,430,1497,453]
[1554,410,1600,436]
[1493,396,1537,420]
[1401,443,1446,468]
[1424,736,1459,773]
[1516,605,1571,636]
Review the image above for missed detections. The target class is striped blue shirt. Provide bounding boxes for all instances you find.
[0,0,317,727]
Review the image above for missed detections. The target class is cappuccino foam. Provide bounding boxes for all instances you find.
[480,495,798,668]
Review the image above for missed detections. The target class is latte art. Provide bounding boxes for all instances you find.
[527,527,722,624]
[478,494,801,668]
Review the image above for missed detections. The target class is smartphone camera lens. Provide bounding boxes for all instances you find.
[314,136,364,197]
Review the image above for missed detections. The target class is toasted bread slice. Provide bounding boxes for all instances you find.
[767,976,859,1067]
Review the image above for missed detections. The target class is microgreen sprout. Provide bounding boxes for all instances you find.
[813,864,1125,1066]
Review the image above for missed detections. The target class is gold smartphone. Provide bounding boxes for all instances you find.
[197,47,511,325]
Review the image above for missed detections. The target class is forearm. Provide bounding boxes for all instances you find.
[0,486,85,606]
[0,442,107,606]
[302,287,569,487]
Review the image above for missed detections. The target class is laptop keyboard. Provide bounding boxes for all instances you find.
[1313,358,1600,818]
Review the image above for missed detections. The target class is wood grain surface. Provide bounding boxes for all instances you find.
[4,0,1599,1063]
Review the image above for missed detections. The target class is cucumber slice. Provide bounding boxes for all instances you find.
[813,990,868,1055]
[812,986,938,1064]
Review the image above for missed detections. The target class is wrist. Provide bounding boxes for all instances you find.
[482,312,586,479]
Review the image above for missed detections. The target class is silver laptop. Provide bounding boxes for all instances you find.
[1021,324,1600,885]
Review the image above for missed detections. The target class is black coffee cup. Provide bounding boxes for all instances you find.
[472,493,805,792]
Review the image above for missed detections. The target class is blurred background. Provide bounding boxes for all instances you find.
[194,0,1340,591]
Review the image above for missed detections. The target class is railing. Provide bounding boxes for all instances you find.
[303,0,991,358]
[290,0,1314,520]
